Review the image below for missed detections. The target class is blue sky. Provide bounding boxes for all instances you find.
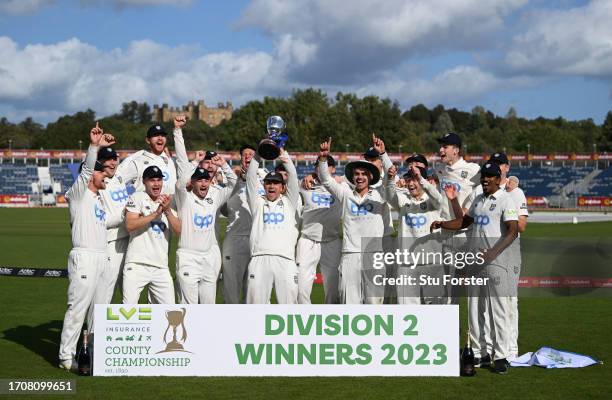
[0,0,610,124]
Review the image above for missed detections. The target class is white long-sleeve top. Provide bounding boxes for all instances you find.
[99,175,129,242]
[386,177,444,239]
[116,148,177,195]
[173,128,238,253]
[318,160,388,254]
[299,181,342,242]
[225,177,265,237]
[435,157,480,219]
[66,144,107,251]
[247,154,300,260]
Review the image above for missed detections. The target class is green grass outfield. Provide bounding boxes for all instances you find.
[0,208,610,399]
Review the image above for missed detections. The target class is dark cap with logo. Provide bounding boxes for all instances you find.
[191,168,211,181]
[263,171,285,184]
[480,162,501,177]
[405,153,428,167]
[203,151,218,160]
[78,161,105,174]
[147,124,167,138]
[97,147,118,161]
[437,132,462,147]
[143,166,164,180]
[363,147,380,159]
[488,152,509,165]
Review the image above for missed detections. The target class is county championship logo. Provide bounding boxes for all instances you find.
[158,308,192,353]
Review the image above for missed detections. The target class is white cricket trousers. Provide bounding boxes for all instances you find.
[468,263,513,361]
[122,263,175,304]
[295,236,341,304]
[222,235,251,304]
[176,246,222,304]
[339,253,384,305]
[246,255,298,304]
[90,237,128,311]
[59,248,107,362]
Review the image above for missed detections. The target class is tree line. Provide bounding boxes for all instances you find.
[2,89,612,154]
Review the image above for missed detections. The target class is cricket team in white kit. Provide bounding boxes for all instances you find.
[59,119,527,375]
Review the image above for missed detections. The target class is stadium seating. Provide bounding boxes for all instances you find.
[588,167,612,196]
[1,161,611,198]
[49,165,76,193]
[0,164,38,194]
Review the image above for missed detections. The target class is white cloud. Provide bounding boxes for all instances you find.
[237,0,527,83]
[0,36,278,122]
[503,0,612,78]
[0,0,53,15]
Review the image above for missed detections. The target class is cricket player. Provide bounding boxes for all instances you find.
[477,153,529,361]
[122,166,181,304]
[246,150,300,304]
[172,115,237,303]
[296,154,343,304]
[95,146,129,306]
[318,137,389,304]
[116,124,177,195]
[222,144,267,304]
[386,164,445,304]
[59,125,115,371]
[431,162,519,374]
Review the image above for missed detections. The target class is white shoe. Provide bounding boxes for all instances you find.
[58,359,77,371]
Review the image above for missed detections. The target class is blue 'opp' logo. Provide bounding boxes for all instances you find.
[150,221,167,233]
[94,204,106,222]
[349,201,373,216]
[404,214,427,228]
[311,192,334,207]
[440,180,461,193]
[263,212,284,224]
[474,215,490,226]
[193,213,214,229]
[110,188,129,202]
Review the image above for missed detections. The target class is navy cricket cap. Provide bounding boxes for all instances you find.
[326,155,337,167]
[437,132,462,147]
[480,162,501,177]
[143,166,164,180]
[147,124,167,138]
[97,147,118,161]
[203,151,217,160]
[191,167,211,181]
[403,166,428,180]
[363,147,380,159]
[405,153,428,167]
[263,171,285,184]
[78,161,105,174]
[239,144,256,154]
[488,152,509,165]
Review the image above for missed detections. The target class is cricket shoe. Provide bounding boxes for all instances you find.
[493,358,510,374]
[59,359,77,372]
[474,354,491,368]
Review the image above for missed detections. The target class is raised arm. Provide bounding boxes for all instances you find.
[172,115,195,192]
[317,137,346,202]
[279,150,299,207]
[246,153,263,212]
[213,155,238,204]
[385,164,401,210]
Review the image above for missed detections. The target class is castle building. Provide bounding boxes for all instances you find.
[152,100,233,127]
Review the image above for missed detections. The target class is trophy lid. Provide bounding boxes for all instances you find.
[267,116,285,134]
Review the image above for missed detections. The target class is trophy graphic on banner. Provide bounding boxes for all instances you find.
[159,308,188,353]
[258,115,288,160]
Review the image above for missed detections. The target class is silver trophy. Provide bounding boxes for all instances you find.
[258,115,288,160]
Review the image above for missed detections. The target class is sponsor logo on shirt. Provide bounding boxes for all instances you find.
[474,215,490,226]
[489,203,497,211]
[440,180,461,192]
[404,214,427,228]
[150,221,167,233]
[263,212,285,224]
[349,201,374,216]
[461,171,468,179]
[193,213,214,229]
[94,204,106,222]
[311,192,334,207]
[110,188,129,202]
